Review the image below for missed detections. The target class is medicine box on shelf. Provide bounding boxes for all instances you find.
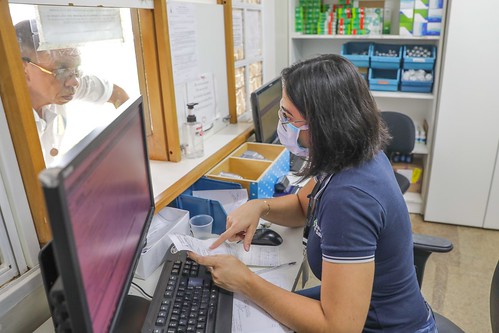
[341,42,372,68]
[403,45,436,70]
[370,43,402,69]
[206,142,290,199]
[400,69,434,93]
[392,157,424,193]
[369,68,400,91]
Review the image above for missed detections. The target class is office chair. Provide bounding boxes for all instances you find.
[490,260,499,333]
[380,111,415,193]
[379,112,466,331]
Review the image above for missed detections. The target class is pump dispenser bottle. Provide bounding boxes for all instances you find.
[183,102,204,158]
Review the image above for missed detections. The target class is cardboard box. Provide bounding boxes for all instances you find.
[392,158,424,193]
[399,0,415,35]
[400,9,415,35]
[206,142,290,199]
[135,207,189,280]
[422,21,442,36]
[359,0,385,8]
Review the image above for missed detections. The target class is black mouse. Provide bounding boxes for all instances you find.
[251,228,283,246]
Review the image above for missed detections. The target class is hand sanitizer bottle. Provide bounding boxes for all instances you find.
[183,103,204,158]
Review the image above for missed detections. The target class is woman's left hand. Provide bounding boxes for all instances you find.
[188,252,254,293]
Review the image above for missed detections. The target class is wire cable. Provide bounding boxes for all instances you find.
[131,281,153,299]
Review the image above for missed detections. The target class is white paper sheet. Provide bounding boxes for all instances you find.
[231,267,295,333]
[168,233,280,267]
[36,6,123,50]
[232,294,292,333]
[186,73,217,130]
[167,2,200,84]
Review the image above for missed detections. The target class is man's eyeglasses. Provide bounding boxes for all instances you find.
[22,57,82,81]
[278,106,308,131]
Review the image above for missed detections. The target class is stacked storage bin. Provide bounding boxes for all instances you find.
[368,44,402,91]
[341,42,437,93]
[341,42,371,81]
[400,45,436,93]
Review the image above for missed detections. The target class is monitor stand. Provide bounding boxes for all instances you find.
[115,295,150,332]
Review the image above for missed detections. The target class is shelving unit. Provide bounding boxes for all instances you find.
[290,33,440,41]
[287,0,446,214]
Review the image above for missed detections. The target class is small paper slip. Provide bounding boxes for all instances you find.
[168,234,281,267]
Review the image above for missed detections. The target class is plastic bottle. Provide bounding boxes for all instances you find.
[183,103,204,158]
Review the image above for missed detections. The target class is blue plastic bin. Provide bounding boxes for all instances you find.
[341,42,372,67]
[403,45,436,70]
[369,68,400,91]
[173,177,243,235]
[400,70,434,93]
[370,43,402,69]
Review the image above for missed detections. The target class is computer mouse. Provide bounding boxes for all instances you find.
[251,228,283,246]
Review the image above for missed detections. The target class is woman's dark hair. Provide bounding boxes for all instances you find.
[281,54,390,178]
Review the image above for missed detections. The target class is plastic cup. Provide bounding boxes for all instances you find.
[189,215,213,239]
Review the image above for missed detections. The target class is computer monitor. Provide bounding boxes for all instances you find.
[250,77,306,173]
[250,76,282,144]
[38,96,154,333]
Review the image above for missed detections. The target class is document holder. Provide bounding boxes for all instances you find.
[173,177,243,235]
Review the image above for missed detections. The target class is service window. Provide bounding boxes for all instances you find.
[9,4,141,166]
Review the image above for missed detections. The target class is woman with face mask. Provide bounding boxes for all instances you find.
[190,54,437,333]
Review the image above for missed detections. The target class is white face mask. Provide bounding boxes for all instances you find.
[277,122,309,158]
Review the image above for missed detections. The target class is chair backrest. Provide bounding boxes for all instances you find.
[491,260,499,333]
[381,111,416,155]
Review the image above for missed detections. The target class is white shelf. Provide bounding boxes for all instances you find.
[371,91,434,100]
[404,192,424,214]
[291,33,440,41]
[413,142,429,155]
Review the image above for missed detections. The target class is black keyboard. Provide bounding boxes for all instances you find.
[141,245,233,333]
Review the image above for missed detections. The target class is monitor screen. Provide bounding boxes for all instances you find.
[39,96,154,333]
[250,77,282,143]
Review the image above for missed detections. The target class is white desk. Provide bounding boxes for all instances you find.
[35,225,305,333]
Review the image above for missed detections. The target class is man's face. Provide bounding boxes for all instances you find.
[24,49,81,109]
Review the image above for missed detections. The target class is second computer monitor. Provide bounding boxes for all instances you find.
[250,76,282,144]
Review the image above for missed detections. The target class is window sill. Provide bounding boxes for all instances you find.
[0,266,50,331]
[150,122,254,211]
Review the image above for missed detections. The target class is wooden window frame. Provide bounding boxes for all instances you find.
[0,0,239,246]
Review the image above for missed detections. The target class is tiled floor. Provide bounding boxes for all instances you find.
[297,214,499,333]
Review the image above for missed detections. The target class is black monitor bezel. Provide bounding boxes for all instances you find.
[250,76,282,143]
[39,96,154,332]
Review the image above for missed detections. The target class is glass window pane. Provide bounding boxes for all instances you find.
[249,61,263,93]
[246,10,262,58]
[235,67,246,116]
[10,4,139,167]
[233,9,244,61]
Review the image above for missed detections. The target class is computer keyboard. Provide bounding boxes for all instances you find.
[141,245,233,333]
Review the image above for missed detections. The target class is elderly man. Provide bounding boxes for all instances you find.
[15,19,129,165]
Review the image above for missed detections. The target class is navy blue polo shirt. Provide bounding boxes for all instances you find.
[306,152,428,332]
